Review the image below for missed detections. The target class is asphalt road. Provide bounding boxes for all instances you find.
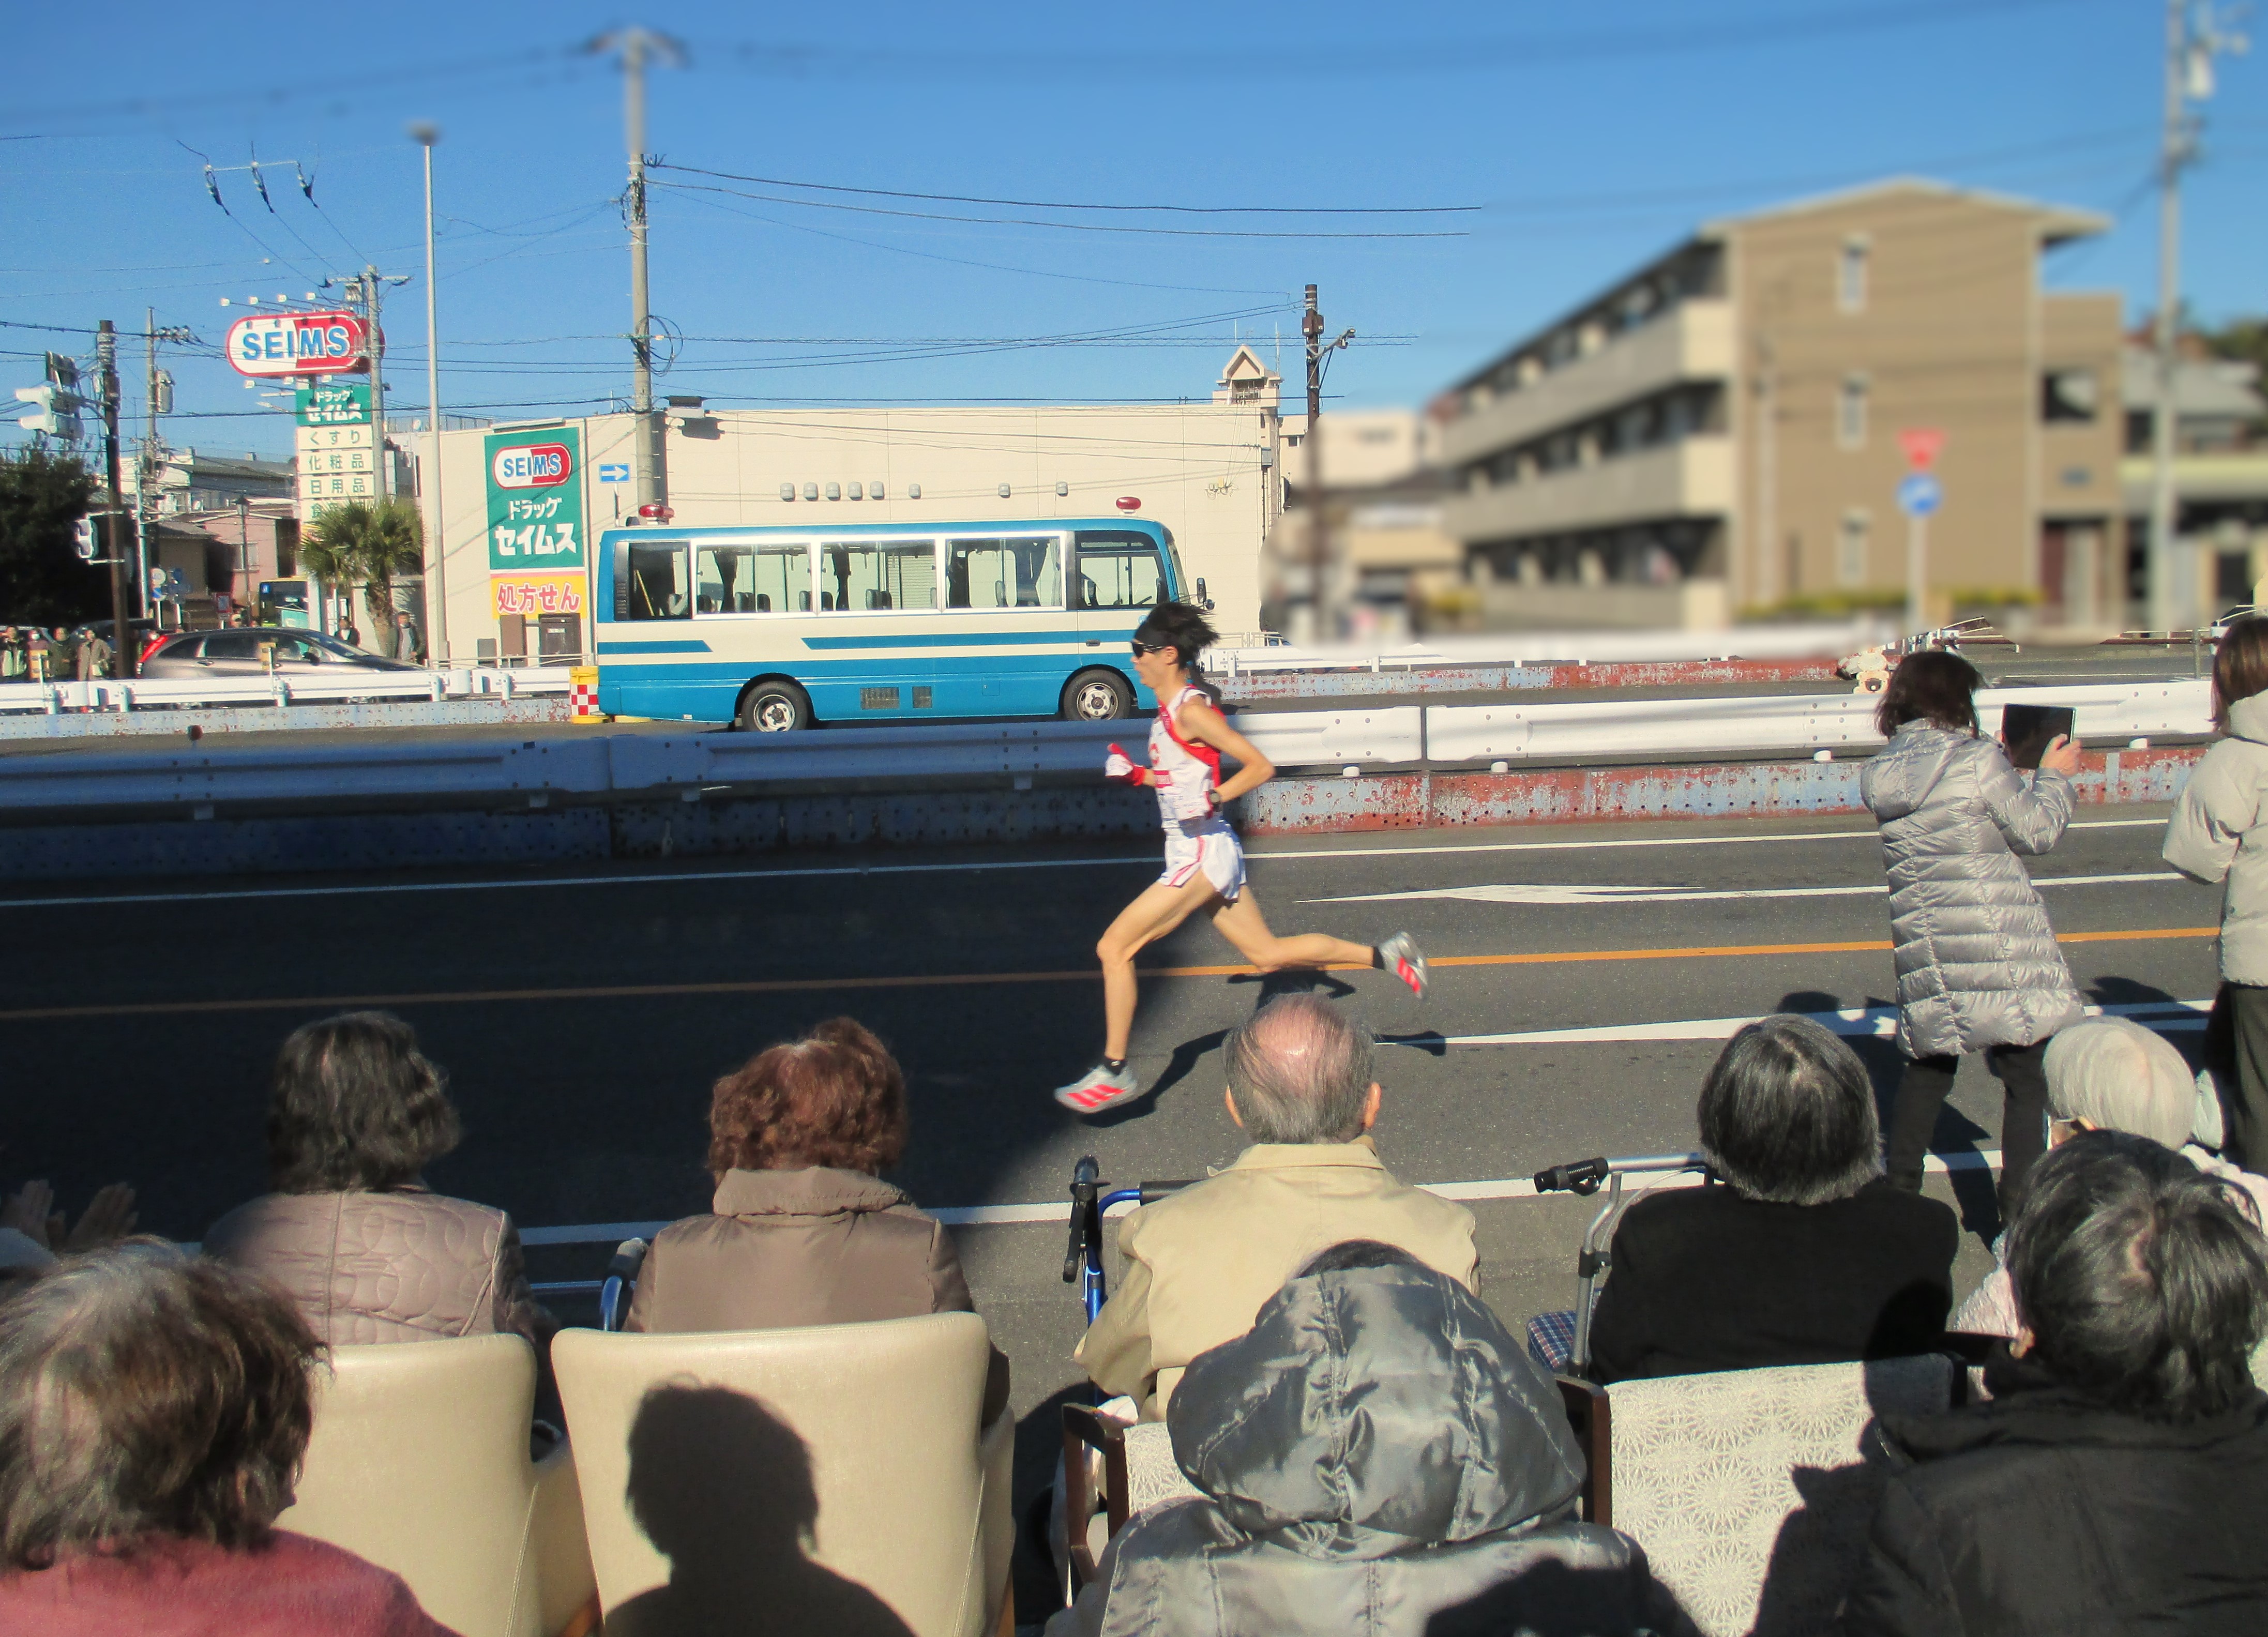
[0,800,2217,1616]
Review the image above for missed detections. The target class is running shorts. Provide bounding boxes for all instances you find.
[1159,816,1245,901]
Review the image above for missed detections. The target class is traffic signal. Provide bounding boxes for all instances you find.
[72,518,96,559]
[15,352,88,439]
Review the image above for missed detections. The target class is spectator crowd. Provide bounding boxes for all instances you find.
[9,628,2268,1633]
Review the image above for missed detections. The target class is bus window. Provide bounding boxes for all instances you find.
[947,536,1061,609]
[698,541,812,614]
[1074,532,1166,609]
[621,541,691,621]
[822,540,936,613]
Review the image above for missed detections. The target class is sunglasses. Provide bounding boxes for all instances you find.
[1130,639,1175,657]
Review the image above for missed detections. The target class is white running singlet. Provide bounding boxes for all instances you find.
[1150,684,1244,901]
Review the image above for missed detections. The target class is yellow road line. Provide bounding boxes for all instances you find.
[0,927,2218,1022]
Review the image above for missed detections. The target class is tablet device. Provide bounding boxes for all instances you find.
[2001,704,2075,770]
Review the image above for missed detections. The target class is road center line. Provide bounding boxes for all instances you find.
[0,926,2215,1021]
[0,816,2167,911]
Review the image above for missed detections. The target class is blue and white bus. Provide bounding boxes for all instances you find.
[594,517,1204,730]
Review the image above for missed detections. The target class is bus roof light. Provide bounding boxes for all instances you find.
[637,503,675,522]
[1115,496,1142,511]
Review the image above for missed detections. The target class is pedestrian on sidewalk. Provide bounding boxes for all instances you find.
[1861,648,2084,1210]
[0,629,23,681]
[2166,616,2268,1170]
[76,628,111,681]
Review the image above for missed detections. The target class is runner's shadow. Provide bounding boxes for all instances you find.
[1378,1031,1448,1057]
[1226,969,1358,1002]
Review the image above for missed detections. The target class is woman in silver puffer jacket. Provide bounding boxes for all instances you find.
[1859,650,2084,1207]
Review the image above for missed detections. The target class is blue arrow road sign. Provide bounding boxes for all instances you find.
[1896,473,1942,517]
[597,463,630,483]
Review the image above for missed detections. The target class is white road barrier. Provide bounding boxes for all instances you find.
[0,666,574,716]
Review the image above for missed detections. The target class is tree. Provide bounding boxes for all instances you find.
[300,498,424,656]
[0,446,107,627]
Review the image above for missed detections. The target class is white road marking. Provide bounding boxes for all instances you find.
[515,1149,2008,1243]
[1305,871,2185,906]
[0,815,2167,911]
[1379,997,2211,1048]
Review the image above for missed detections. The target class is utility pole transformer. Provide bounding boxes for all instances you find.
[96,321,131,678]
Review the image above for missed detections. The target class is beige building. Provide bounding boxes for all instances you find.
[413,355,1286,664]
[1437,178,2127,630]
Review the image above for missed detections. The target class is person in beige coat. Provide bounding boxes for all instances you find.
[1075,994,1477,1420]
[2166,617,2268,1169]
[626,1015,1008,1423]
[204,1011,555,1382]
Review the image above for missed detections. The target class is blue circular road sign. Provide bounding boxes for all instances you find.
[1897,473,1943,517]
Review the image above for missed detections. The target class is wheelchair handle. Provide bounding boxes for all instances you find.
[1534,1153,1707,1197]
[1064,1155,1101,1284]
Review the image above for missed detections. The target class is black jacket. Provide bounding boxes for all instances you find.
[1842,1354,2268,1635]
[1071,1261,1691,1637]
[1587,1179,1958,1383]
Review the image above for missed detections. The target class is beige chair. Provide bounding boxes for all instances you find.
[279,1333,597,1637]
[1061,1406,1204,1588]
[1558,1354,1956,1637]
[553,1313,1014,1637]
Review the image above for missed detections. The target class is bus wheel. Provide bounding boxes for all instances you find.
[739,679,811,732]
[1061,668,1133,721]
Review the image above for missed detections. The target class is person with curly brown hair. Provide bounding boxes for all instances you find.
[0,1243,457,1636]
[625,1017,1007,1420]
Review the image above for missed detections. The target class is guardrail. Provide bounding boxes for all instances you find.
[1203,618,1891,678]
[1426,681,2210,764]
[0,666,575,716]
[0,679,2212,817]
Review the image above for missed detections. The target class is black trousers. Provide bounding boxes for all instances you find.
[2202,982,2268,1170]
[1885,1039,2051,1209]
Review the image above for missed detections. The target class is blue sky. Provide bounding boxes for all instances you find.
[4,0,2261,464]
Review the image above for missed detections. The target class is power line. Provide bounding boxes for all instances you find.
[647,177,1466,239]
[649,162,1477,216]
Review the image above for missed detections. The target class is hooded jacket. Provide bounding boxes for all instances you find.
[2165,691,2268,985]
[1841,1354,2268,1635]
[1859,721,2081,1058]
[1069,1261,1687,1637]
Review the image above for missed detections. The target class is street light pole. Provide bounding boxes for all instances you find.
[412,124,448,668]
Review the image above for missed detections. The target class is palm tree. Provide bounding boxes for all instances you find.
[300,499,424,657]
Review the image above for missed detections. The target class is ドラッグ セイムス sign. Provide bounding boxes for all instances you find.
[483,426,585,572]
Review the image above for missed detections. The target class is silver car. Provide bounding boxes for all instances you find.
[140,629,420,679]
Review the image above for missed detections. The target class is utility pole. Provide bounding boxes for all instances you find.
[2148,0,2247,635]
[95,321,131,678]
[321,265,410,648]
[600,26,681,522]
[412,124,449,668]
[1301,284,1354,643]
[141,310,187,625]
[1752,332,1779,609]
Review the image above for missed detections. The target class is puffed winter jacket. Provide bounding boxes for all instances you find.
[1859,722,2082,1058]
[205,1185,554,1355]
[2165,691,2268,984]
[1841,1354,2268,1635]
[1066,1260,1689,1637]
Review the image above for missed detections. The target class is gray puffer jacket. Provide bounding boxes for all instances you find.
[1860,722,2082,1058]
[1068,1261,1687,1637]
[2165,691,2268,984]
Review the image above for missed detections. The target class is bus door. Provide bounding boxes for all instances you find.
[939,532,1067,716]
[1071,529,1170,706]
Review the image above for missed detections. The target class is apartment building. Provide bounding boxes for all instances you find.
[1437,178,2126,629]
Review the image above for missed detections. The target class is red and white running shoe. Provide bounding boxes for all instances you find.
[1378,931,1429,999]
[1054,1061,1141,1115]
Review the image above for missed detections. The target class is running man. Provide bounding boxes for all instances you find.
[1053,601,1428,1114]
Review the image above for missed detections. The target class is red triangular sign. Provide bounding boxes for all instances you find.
[1898,429,1945,471]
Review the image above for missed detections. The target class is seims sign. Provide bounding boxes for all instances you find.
[492,442,574,490]
[225,312,369,378]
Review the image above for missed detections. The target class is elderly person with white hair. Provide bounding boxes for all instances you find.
[1953,1014,2268,1336]
[1074,993,1477,1420]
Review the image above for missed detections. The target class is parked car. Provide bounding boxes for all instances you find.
[138,629,421,679]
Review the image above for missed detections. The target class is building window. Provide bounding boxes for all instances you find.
[2041,369,2099,423]
[1838,236,1869,314]
[1838,375,1869,450]
[1838,510,1871,588]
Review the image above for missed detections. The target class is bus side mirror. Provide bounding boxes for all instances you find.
[1195,577,1213,611]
